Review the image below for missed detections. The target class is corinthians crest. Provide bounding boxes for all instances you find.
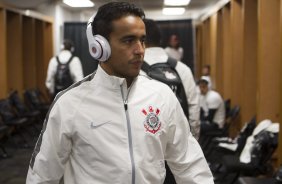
[142,106,161,134]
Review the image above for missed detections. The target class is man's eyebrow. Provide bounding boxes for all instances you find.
[121,34,146,40]
[120,35,137,40]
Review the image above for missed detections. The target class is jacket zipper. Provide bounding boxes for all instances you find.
[121,85,135,184]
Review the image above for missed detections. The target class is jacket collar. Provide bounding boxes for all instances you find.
[93,65,128,90]
[144,47,168,65]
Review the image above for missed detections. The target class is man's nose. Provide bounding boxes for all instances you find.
[134,41,145,54]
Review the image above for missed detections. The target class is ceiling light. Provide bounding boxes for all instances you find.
[63,0,94,7]
[164,0,191,6]
[162,7,186,15]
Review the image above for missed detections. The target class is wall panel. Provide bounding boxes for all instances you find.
[210,13,218,90]
[231,0,244,108]
[35,20,44,92]
[0,4,53,100]
[257,0,280,122]
[23,16,36,89]
[202,19,211,68]
[222,4,232,100]
[7,11,23,94]
[0,9,7,98]
[195,25,203,80]
[279,0,282,167]
[241,0,258,124]
[42,22,53,97]
[216,10,223,95]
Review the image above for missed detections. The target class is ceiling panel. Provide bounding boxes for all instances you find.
[0,0,222,12]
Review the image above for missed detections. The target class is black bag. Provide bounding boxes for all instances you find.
[276,165,282,182]
[142,57,188,118]
[250,130,278,174]
[54,55,74,94]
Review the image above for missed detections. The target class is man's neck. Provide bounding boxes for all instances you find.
[126,78,134,88]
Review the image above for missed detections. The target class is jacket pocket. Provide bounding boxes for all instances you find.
[136,160,166,183]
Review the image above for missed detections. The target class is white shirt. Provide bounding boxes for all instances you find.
[26,65,214,184]
[200,90,225,128]
[143,47,200,139]
[201,75,213,90]
[164,46,184,61]
[45,50,84,94]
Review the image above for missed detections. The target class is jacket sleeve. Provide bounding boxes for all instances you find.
[175,62,200,140]
[165,97,214,184]
[26,102,72,184]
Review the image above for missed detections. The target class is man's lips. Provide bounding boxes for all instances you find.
[130,60,143,67]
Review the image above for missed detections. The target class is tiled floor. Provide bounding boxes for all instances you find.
[0,133,37,184]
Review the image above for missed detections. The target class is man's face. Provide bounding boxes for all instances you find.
[202,67,210,76]
[169,35,179,48]
[199,83,208,95]
[101,15,146,82]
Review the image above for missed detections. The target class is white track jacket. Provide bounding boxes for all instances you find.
[26,65,213,184]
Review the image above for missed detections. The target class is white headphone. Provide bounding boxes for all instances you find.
[86,15,111,62]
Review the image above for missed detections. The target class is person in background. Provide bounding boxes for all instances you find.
[202,64,213,89]
[45,39,84,99]
[142,18,201,184]
[26,2,213,184]
[142,19,200,140]
[198,76,225,135]
[165,34,184,61]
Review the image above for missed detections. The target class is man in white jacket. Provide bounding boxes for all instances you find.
[142,19,200,140]
[142,18,201,184]
[45,39,84,99]
[26,2,213,184]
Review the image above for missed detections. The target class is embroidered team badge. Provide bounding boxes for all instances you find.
[142,106,161,134]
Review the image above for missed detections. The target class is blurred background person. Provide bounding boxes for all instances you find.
[143,18,200,140]
[142,19,201,184]
[45,39,84,99]
[201,64,213,89]
[198,76,225,136]
[165,34,184,61]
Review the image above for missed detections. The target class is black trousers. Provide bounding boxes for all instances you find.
[200,120,219,136]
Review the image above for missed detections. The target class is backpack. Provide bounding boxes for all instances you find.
[142,57,188,118]
[54,55,74,93]
[250,130,278,174]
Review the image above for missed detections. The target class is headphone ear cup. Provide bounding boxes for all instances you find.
[86,21,111,62]
[93,35,111,62]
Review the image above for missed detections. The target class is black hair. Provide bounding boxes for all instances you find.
[63,39,74,51]
[203,64,211,71]
[91,2,145,40]
[167,34,181,48]
[143,19,161,47]
[197,79,209,86]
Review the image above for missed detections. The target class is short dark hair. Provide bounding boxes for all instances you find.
[63,39,74,51]
[143,19,161,46]
[91,2,145,40]
[203,64,211,71]
[197,79,209,86]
